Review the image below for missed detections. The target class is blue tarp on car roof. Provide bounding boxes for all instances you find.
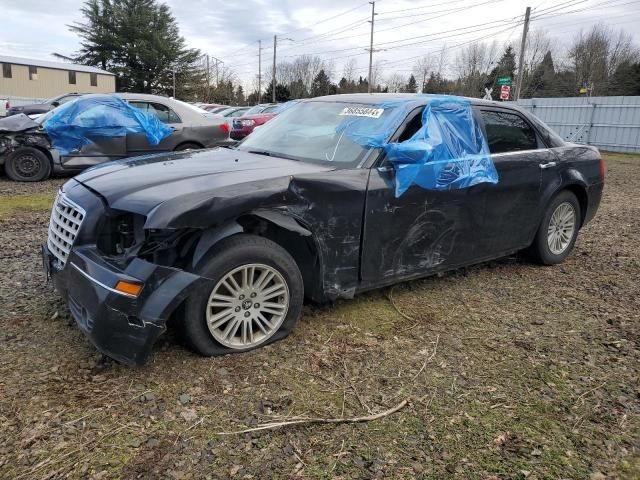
[337,95,499,197]
[41,95,173,155]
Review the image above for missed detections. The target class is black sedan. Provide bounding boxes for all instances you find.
[42,94,604,365]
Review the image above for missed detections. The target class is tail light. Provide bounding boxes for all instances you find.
[599,157,605,183]
[219,122,230,134]
[5,100,9,110]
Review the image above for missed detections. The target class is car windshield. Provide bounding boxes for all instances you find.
[236,101,398,166]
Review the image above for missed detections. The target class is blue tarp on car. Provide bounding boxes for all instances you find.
[337,95,499,197]
[41,95,173,155]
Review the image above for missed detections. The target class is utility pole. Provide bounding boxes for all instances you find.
[172,68,176,98]
[205,55,210,101]
[515,6,531,101]
[258,40,262,104]
[367,1,376,93]
[272,34,277,102]
[210,56,224,86]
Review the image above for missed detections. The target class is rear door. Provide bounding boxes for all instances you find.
[126,101,181,155]
[477,107,556,253]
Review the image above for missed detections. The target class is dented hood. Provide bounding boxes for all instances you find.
[72,147,334,227]
[0,113,41,133]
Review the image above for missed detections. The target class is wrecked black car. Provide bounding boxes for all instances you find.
[0,93,231,181]
[42,93,604,365]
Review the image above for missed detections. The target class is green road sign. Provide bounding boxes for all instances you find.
[497,76,512,86]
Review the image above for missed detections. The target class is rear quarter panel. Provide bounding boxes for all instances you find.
[545,144,603,226]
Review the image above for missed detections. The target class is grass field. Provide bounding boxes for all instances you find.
[0,153,638,479]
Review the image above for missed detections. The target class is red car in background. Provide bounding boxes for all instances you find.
[230,103,280,140]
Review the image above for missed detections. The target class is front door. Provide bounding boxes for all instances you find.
[361,166,488,283]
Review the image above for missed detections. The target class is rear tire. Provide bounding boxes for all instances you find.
[529,190,581,265]
[182,234,304,356]
[174,142,202,151]
[5,147,51,182]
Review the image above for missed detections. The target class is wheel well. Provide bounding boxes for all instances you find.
[237,214,322,301]
[563,184,588,227]
[174,141,204,151]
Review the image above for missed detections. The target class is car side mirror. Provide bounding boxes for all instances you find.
[51,101,60,107]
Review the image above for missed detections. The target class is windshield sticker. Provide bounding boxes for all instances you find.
[339,107,384,118]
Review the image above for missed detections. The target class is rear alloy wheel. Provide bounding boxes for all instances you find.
[5,147,52,182]
[182,234,303,356]
[530,190,581,265]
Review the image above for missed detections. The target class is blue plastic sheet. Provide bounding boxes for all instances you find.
[42,95,173,155]
[338,96,498,197]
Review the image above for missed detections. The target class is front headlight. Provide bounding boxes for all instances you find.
[240,119,255,127]
[96,212,146,256]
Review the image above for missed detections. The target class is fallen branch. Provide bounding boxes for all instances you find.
[214,398,410,435]
[387,286,415,322]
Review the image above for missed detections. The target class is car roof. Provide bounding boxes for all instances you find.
[305,93,512,109]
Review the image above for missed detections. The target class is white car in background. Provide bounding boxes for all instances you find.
[0,98,9,117]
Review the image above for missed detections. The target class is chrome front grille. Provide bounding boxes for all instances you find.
[47,192,85,268]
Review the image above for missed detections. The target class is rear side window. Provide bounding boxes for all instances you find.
[129,101,181,124]
[481,110,538,154]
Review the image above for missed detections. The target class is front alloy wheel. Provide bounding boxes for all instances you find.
[182,234,304,357]
[206,264,289,349]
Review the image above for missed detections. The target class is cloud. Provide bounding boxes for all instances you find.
[0,0,637,92]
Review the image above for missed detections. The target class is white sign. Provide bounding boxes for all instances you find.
[339,107,384,118]
[483,88,493,100]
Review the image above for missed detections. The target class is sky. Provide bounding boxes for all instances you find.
[1,0,639,92]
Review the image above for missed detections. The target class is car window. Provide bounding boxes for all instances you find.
[262,105,279,113]
[129,101,181,124]
[480,110,538,154]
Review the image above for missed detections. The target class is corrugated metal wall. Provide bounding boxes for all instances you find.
[512,96,640,153]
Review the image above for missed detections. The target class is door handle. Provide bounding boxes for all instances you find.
[539,161,557,169]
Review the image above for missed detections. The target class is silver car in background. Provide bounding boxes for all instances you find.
[0,92,232,181]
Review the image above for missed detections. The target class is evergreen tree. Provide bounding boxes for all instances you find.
[609,61,640,95]
[487,45,516,100]
[264,81,292,102]
[311,69,333,97]
[235,85,245,105]
[69,0,203,96]
[523,50,556,98]
[403,74,418,93]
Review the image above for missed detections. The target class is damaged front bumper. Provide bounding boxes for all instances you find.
[43,244,211,366]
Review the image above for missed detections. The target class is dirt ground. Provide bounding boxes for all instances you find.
[0,153,638,480]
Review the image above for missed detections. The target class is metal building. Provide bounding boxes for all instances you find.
[0,55,115,103]
[513,96,640,153]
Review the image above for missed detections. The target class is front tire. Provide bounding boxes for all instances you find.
[182,234,304,356]
[5,147,51,182]
[530,190,581,265]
